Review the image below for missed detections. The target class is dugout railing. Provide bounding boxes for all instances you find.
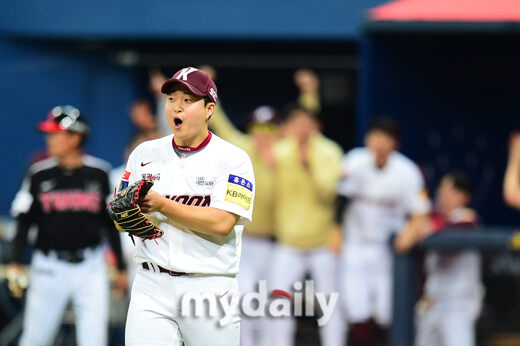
[391,226,520,346]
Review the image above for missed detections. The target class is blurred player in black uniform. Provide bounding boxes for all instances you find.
[7,105,126,346]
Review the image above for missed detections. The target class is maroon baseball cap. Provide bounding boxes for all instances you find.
[161,67,218,104]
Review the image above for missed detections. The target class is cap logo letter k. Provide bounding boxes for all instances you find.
[177,67,198,81]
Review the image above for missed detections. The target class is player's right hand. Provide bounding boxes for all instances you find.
[139,189,167,214]
[294,69,319,94]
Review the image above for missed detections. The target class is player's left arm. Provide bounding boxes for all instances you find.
[141,195,240,236]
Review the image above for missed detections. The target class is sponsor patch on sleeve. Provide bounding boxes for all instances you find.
[228,174,253,191]
[225,175,253,210]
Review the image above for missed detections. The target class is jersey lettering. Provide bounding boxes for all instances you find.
[166,194,211,207]
[39,190,101,213]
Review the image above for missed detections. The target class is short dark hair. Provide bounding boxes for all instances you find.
[444,170,473,197]
[367,116,401,143]
[204,96,213,106]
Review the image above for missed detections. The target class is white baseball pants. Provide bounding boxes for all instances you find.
[238,235,274,346]
[263,244,346,346]
[415,296,480,346]
[125,266,240,346]
[19,247,109,346]
[341,241,393,326]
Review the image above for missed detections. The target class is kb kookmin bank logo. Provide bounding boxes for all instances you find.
[180,280,339,327]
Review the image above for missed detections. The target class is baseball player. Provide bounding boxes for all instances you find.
[336,117,430,345]
[412,170,483,346]
[264,104,346,346]
[8,105,127,346]
[504,132,520,210]
[121,67,255,346]
[210,104,279,346]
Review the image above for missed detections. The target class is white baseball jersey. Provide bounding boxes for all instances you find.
[337,148,430,243]
[121,132,255,275]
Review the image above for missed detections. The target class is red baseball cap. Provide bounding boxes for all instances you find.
[161,67,218,104]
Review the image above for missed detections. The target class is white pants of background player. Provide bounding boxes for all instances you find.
[126,266,240,346]
[415,295,481,346]
[263,244,346,346]
[238,234,274,346]
[341,241,393,325]
[20,247,109,346]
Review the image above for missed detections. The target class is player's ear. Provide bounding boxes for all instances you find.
[205,103,215,121]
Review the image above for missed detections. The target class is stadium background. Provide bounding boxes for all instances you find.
[1,0,520,345]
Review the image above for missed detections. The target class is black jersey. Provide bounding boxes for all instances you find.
[11,155,124,269]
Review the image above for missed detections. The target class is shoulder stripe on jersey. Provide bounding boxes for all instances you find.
[29,157,59,173]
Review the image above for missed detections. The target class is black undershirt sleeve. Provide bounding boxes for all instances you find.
[12,215,32,263]
[11,170,36,264]
[12,201,37,264]
[104,211,126,271]
[101,170,126,271]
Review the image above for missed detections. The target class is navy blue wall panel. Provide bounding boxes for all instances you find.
[358,34,520,225]
[0,39,139,213]
[0,0,387,40]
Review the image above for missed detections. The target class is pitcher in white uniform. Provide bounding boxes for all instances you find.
[336,117,430,345]
[121,67,255,346]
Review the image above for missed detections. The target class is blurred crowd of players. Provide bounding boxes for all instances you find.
[4,65,520,346]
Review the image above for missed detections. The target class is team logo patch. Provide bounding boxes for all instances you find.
[119,170,131,191]
[209,87,217,102]
[196,176,214,186]
[40,179,56,192]
[142,173,161,181]
[225,175,253,210]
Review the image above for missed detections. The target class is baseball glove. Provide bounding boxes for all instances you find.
[107,179,164,241]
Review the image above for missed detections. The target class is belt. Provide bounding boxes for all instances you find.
[41,247,95,264]
[142,263,186,276]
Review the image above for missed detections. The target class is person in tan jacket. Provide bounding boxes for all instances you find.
[264,104,345,346]
[210,104,280,346]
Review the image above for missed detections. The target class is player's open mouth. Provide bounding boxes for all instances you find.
[174,117,183,129]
